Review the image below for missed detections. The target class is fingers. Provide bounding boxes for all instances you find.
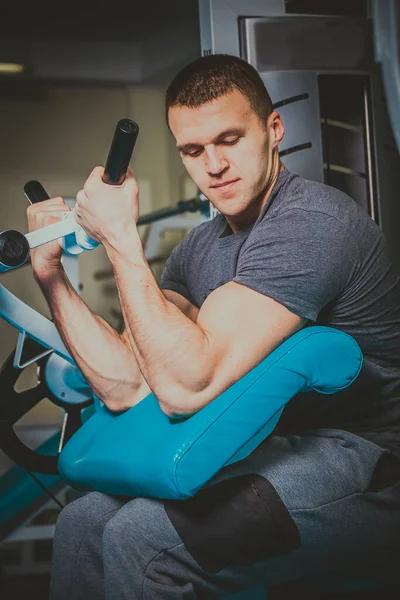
[27,196,68,215]
[118,167,137,189]
[83,165,137,193]
[27,196,71,232]
[33,196,66,206]
[74,189,88,218]
[28,214,67,234]
[75,189,87,205]
[124,171,139,195]
[29,205,70,216]
[84,166,104,193]
[89,166,104,180]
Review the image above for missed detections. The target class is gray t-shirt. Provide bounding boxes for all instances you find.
[161,168,400,455]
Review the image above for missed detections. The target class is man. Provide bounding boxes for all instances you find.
[29,55,400,599]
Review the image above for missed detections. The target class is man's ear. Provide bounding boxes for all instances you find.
[269,111,285,149]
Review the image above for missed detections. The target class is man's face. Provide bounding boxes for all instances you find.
[168,90,283,228]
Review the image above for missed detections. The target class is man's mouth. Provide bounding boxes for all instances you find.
[211,179,239,190]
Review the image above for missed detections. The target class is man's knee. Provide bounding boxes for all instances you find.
[102,498,199,596]
[102,497,180,560]
[56,491,122,534]
[55,494,88,534]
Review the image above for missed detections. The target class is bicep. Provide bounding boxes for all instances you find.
[196,282,306,403]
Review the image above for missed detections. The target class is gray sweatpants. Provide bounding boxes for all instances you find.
[50,429,400,599]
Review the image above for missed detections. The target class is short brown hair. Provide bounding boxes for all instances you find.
[165,54,273,127]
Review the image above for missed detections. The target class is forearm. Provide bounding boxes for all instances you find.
[35,266,151,410]
[104,229,212,413]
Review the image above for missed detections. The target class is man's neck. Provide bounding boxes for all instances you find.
[225,160,284,234]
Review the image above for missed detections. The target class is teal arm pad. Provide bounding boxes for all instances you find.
[58,326,362,499]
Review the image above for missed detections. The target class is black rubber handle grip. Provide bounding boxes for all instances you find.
[24,181,51,204]
[103,119,139,186]
[0,230,30,268]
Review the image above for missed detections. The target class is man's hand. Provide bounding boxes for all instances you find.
[74,166,139,250]
[27,197,72,279]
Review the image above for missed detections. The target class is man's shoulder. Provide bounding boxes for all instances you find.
[270,171,372,231]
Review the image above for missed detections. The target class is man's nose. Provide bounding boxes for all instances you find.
[205,148,228,176]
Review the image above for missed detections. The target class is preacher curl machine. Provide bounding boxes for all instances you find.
[0,118,363,502]
[0,119,139,474]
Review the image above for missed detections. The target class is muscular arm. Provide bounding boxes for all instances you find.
[104,226,305,417]
[27,194,200,413]
[36,266,150,410]
[72,167,305,417]
[36,267,198,412]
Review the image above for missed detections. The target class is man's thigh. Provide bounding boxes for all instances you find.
[211,428,391,509]
[102,429,400,597]
[164,429,400,580]
[54,490,126,544]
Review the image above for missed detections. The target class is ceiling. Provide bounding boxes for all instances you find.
[0,0,201,86]
[0,0,369,88]
[0,1,199,42]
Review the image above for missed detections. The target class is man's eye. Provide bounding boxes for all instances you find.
[222,137,239,145]
[188,149,202,157]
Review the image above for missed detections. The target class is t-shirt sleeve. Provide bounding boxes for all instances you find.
[233,208,357,322]
[160,240,197,305]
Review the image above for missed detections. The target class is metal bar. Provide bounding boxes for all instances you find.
[13,330,53,369]
[363,84,377,222]
[0,285,72,363]
[7,524,56,543]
